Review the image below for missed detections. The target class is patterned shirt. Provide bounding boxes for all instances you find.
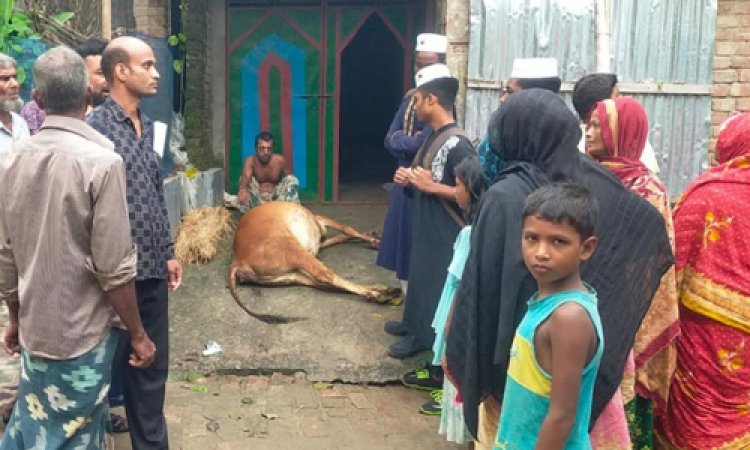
[19,99,46,135]
[87,97,173,280]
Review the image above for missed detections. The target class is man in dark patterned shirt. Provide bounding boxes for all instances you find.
[87,36,181,450]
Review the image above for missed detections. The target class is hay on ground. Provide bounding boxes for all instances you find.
[174,206,232,264]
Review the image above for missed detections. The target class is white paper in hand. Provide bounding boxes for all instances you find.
[153,121,167,158]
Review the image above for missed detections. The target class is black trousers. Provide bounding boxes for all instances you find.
[114,278,170,449]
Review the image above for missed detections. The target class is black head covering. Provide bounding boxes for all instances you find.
[488,88,581,180]
[444,89,674,437]
[516,76,562,93]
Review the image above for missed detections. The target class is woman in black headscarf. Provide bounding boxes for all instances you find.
[443,89,674,445]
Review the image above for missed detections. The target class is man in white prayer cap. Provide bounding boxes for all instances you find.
[502,57,562,101]
[390,64,476,415]
[476,57,564,186]
[379,33,448,332]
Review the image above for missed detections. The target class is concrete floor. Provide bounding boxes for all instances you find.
[146,202,463,448]
[169,203,430,383]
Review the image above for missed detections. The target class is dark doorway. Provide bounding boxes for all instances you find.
[339,13,405,201]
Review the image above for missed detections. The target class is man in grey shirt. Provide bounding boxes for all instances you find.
[0,46,155,449]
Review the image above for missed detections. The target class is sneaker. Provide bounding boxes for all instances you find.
[402,368,442,391]
[387,334,428,359]
[384,320,408,337]
[419,390,443,415]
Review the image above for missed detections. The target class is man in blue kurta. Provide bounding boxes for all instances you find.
[379,33,447,337]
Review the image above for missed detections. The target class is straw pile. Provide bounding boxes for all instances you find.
[174,207,232,264]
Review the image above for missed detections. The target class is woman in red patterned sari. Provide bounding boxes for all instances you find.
[586,97,679,449]
[655,112,750,449]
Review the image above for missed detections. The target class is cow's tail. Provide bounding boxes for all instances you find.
[228,266,303,324]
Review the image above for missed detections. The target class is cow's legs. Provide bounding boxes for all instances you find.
[286,252,399,303]
[314,215,379,248]
[319,234,355,249]
[253,272,319,287]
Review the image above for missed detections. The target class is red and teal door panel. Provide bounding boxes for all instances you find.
[228,8,322,200]
[241,36,309,189]
[227,3,425,201]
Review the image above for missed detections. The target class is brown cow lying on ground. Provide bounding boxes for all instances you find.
[228,202,401,323]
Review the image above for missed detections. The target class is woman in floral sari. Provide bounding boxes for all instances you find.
[585,97,679,449]
[655,112,750,449]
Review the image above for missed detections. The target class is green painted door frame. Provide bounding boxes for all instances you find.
[226,0,425,201]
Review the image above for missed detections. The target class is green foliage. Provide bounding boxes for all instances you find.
[0,2,40,51]
[169,0,187,113]
[51,12,74,25]
[0,0,38,85]
[0,0,73,87]
[168,1,187,74]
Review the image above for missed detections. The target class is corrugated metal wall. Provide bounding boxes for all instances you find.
[466,0,717,197]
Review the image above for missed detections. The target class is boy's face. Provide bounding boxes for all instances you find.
[521,215,597,288]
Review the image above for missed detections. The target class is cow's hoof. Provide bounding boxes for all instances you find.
[370,286,402,305]
[364,231,381,249]
[387,295,404,306]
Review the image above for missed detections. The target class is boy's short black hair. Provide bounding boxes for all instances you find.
[522,182,599,240]
[571,73,618,122]
[417,77,458,110]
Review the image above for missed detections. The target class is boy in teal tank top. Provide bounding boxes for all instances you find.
[494,182,603,450]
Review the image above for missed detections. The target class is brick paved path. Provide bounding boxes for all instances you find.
[114,373,463,450]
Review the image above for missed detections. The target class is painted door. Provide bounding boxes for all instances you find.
[228,7,322,200]
[327,5,424,201]
[227,2,424,201]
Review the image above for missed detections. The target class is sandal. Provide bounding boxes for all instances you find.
[110,413,129,433]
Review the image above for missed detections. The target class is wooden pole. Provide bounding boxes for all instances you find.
[446,0,469,126]
[102,0,112,39]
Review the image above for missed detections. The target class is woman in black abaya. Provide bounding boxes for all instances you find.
[443,89,673,445]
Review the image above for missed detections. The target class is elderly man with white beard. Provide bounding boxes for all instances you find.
[0,53,29,153]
